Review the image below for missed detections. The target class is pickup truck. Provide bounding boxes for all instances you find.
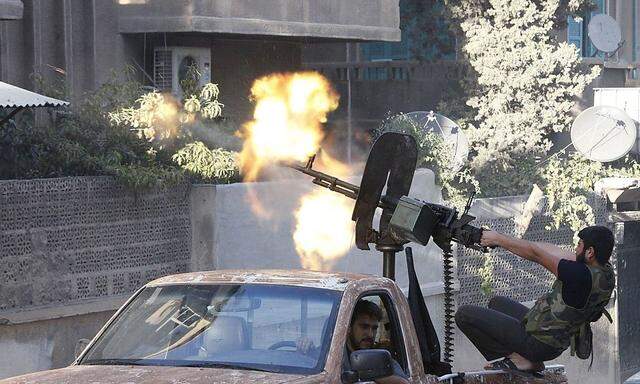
[0,270,567,384]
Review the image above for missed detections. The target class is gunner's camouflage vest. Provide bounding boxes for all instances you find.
[522,263,615,351]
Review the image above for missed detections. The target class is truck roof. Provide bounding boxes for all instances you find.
[146,269,381,291]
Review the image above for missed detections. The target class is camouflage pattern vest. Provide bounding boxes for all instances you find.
[522,263,615,350]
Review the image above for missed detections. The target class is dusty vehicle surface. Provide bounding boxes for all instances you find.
[0,270,567,384]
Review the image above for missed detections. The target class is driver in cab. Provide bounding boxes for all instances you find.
[297,300,409,384]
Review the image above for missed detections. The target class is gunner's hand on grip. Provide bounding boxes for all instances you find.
[480,229,500,250]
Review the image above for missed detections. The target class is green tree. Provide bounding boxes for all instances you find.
[429,0,640,233]
[442,0,599,197]
[109,66,238,184]
[1,65,238,190]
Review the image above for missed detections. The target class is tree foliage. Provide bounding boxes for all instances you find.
[446,0,594,30]
[1,65,239,190]
[457,0,599,193]
[108,65,238,184]
[542,154,640,232]
[172,142,239,183]
[398,0,637,233]
[0,68,183,189]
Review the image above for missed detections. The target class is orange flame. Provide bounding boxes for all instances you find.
[238,71,355,269]
[293,189,355,270]
[239,72,339,181]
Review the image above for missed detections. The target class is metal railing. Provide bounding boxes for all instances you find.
[303,60,466,82]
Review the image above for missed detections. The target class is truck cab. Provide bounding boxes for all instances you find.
[0,270,566,384]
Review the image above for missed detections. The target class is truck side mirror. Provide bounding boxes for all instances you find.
[342,349,394,383]
[74,338,91,359]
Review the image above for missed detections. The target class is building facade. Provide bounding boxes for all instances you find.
[302,0,640,160]
[0,0,400,124]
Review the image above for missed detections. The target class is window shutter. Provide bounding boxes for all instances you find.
[153,49,173,91]
[567,16,583,52]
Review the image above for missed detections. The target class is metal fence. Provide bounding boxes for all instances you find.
[455,196,612,307]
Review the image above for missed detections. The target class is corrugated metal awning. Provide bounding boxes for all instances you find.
[0,81,69,108]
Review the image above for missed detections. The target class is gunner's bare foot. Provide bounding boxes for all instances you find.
[508,352,538,371]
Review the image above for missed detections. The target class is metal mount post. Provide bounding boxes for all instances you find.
[376,243,404,280]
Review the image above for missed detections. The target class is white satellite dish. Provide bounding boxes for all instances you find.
[588,14,622,54]
[571,105,636,162]
[382,110,469,171]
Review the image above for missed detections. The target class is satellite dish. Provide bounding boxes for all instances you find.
[571,105,636,162]
[382,111,469,171]
[588,14,622,54]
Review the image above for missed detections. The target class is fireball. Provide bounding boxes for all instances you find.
[293,189,355,270]
[239,71,354,270]
[239,72,340,181]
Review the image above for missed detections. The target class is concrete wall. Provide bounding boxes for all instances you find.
[0,177,191,318]
[191,169,447,288]
[617,221,640,381]
[0,310,115,379]
[0,0,22,19]
[0,176,191,379]
[0,0,129,99]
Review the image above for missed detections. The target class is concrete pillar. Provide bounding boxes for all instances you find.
[189,185,217,272]
[613,219,640,382]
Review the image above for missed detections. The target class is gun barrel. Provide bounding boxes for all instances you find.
[285,162,361,200]
[284,160,396,210]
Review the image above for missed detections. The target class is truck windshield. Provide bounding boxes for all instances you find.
[80,284,341,375]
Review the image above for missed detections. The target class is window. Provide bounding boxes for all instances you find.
[567,0,607,57]
[345,293,408,376]
[80,284,341,375]
[359,0,455,66]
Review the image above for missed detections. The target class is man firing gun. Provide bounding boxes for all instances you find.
[455,226,615,377]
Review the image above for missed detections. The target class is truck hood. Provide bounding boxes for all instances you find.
[0,365,324,384]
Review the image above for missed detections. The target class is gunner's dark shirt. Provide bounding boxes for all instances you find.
[557,259,591,308]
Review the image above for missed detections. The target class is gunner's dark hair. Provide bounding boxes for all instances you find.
[351,300,383,324]
[578,225,614,265]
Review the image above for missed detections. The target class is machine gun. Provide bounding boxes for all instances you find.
[284,132,486,369]
[285,132,485,264]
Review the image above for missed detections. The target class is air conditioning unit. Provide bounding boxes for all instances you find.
[153,46,211,99]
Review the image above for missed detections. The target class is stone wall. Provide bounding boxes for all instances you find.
[0,177,191,322]
[0,176,192,379]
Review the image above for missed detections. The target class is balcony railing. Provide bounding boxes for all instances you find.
[304,60,466,82]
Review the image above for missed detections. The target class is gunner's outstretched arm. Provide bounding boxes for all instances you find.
[480,230,575,277]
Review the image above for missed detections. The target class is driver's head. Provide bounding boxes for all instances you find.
[349,300,382,350]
